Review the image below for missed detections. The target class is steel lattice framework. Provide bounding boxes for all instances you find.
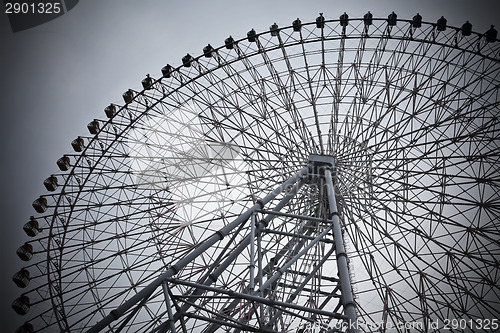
[12,14,500,333]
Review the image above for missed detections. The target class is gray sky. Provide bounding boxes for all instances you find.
[1,0,498,330]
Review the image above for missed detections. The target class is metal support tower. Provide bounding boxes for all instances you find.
[86,155,357,333]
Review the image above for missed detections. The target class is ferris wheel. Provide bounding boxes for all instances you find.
[12,12,500,333]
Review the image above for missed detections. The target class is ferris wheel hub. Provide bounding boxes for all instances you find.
[307,154,336,180]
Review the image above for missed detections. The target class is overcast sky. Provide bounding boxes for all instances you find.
[1,0,498,330]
